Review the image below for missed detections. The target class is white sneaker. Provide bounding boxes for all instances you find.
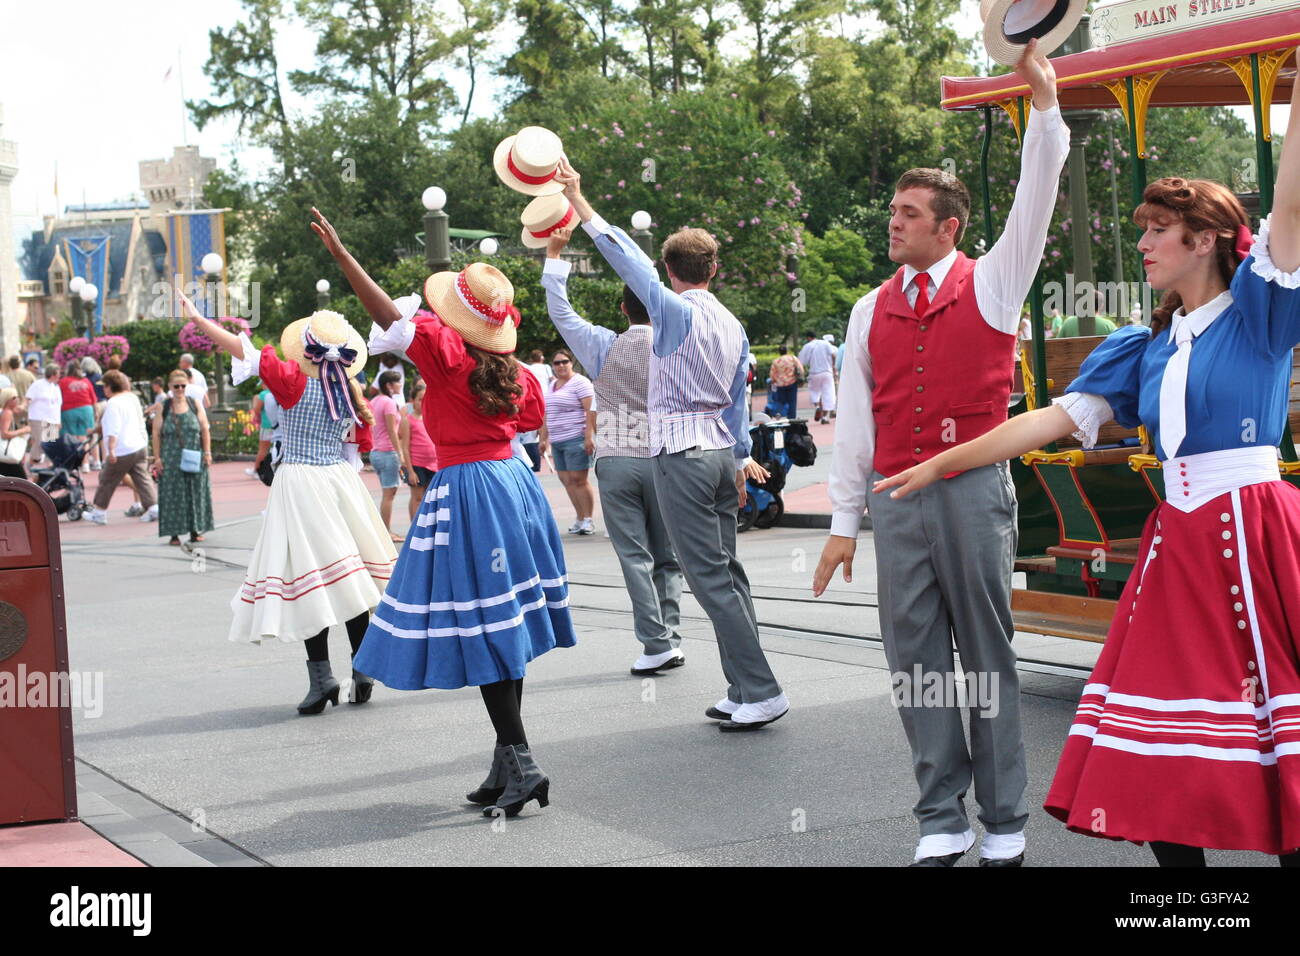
[566,520,583,534]
[141,504,159,522]
[87,509,108,525]
[124,503,143,517]
[89,461,102,471]
[719,692,789,731]
[577,517,595,535]
[244,468,257,477]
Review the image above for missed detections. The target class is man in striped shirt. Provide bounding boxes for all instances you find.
[555,158,787,731]
[540,225,686,677]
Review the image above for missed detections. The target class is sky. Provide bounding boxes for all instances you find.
[0,0,1282,255]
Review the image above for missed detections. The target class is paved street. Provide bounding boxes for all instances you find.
[46,456,1276,868]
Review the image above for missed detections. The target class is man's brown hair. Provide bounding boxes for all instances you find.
[895,168,971,245]
[660,228,719,285]
[102,370,130,394]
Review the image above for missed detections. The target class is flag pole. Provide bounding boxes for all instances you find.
[177,47,187,146]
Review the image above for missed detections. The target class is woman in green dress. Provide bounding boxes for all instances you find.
[150,368,214,545]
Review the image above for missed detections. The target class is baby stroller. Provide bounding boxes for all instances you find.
[737,418,817,533]
[31,434,99,521]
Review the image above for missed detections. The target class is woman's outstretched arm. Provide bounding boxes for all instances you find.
[177,291,245,358]
[872,404,1077,499]
[1268,52,1300,273]
[310,207,401,330]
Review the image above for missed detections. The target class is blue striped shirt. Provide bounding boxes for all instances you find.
[580,214,750,462]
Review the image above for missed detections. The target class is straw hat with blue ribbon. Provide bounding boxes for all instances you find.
[280,311,368,420]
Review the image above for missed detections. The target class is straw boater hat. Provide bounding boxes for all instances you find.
[424,262,520,355]
[520,193,576,249]
[493,126,566,196]
[980,0,1088,66]
[280,310,367,380]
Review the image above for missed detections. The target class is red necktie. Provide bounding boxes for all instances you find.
[913,272,931,319]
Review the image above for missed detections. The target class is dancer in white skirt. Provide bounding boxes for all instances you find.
[176,292,398,714]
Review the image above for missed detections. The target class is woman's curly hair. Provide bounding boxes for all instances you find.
[466,346,524,417]
[1135,178,1250,336]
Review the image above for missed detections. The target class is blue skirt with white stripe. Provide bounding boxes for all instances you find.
[353,456,576,689]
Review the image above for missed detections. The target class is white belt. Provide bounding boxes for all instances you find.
[1163,446,1280,513]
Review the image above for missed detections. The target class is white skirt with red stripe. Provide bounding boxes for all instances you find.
[229,461,398,644]
[1045,478,1300,854]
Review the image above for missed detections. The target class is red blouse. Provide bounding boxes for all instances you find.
[257,346,373,453]
[59,376,96,410]
[404,311,543,468]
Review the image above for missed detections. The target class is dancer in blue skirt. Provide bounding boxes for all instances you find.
[311,208,575,818]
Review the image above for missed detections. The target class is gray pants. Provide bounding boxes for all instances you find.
[653,448,781,702]
[868,463,1027,837]
[594,455,683,654]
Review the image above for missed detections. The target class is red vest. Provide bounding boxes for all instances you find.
[868,253,1017,476]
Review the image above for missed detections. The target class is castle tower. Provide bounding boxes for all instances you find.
[0,105,20,358]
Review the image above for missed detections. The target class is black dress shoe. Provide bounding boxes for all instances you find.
[979,853,1024,867]
[629,653,685,676]
[908,851,965,867]
[705,706,736,720]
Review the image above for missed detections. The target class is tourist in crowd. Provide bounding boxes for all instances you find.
[0,388,30,480]
[179,353,210,408]
[59,361,97,471]
[369,369,408,542]
[399,378,438,523]
[8,356,34,400]
[540,348,596,534]
[151,370,214,546]
[86,371,158,525]
[768,344,803,419]
[25,364,62,469]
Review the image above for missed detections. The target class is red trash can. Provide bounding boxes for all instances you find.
[0,478,77,824]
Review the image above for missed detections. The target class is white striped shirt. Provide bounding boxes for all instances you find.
[580,214,751,461]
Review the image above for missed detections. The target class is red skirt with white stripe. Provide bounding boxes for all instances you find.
[1045,479,1300,854]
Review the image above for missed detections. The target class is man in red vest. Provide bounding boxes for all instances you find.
[813,39,1068,867]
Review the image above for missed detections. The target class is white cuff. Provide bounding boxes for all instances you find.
[1027,102,1064,131]
[230,333,259,386]
[829,512,864,538]
[582,213,611,239]
[1052,391,1114,448]
[542,258,571,277]
[1248,215,1300,288]
[735,454,752,471]
[369,295,420,354]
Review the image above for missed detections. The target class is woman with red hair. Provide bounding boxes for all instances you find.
[875,87,1300,865]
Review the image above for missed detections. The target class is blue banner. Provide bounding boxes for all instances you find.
[63,235,111,334]
[166,210,227,289]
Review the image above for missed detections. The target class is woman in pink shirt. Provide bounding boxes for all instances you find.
[400,378,438,522]
[368,370,408,541]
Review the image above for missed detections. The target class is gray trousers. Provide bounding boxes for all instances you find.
[868,463,1028,837]
[653,448,781,702]
[594,455,683,654]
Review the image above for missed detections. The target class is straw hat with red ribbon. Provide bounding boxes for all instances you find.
[520,194,576,249]
[425,262,521,354]
[280,310,368,422]
[493,126,566,196]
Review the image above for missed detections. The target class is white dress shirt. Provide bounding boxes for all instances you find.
[828,103,1070,538]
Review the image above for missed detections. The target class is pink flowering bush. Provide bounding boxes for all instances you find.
[179,316,251,354]
[53,335,130,367]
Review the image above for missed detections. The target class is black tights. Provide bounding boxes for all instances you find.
[1151,841,1300,867]
[304,612,370,663]
[480,678,527,748]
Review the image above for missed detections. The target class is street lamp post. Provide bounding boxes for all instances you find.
[79,283,98,342]
[202,253,227,409]
[423,187,450,273]
[69,275,85,337]
[316,279,331,310]
[630,210,654,259]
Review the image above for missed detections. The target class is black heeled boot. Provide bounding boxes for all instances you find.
[297,660,341,715]
[483,744,549,818]
[466,745,510,805]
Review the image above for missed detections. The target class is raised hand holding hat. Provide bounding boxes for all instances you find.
[521,193,577,249]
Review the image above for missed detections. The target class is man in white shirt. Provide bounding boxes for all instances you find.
[179,353,210,408]
[812,41,1067,867]
[798,331,838,422]
[25,364,63,468]
[87,371,158,524]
